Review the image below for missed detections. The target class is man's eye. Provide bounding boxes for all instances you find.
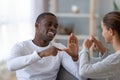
[48,23,52,27]
[54,24,58,28]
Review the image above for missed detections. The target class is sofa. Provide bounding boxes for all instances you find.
[0,60,78,80]
[56,65,78,80]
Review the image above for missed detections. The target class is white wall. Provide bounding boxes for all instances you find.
[0,0,45,60]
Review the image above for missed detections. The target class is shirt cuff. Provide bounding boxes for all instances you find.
[74,60,79,64]
[79,48,89,56]
[31,51,42,61]
[100,49,109,59]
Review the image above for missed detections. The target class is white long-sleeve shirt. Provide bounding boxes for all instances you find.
[79,48,120,80]
[7,40,84,80]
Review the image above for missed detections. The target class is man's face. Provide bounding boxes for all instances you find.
[36,15,58,41]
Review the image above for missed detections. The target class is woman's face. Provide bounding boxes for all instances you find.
[101,21,112,43]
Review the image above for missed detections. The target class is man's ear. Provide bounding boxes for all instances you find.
[35,22,39,28]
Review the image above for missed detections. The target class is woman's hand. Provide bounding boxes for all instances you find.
[83,38,93,49]
[91,35,107,54]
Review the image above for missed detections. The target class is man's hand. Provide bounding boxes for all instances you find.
[38,46,60,58]
[63,33,79,61]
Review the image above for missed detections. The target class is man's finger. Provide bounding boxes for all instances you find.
[62,48,69,53]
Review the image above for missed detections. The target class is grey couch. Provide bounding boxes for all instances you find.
[56,66,93,80]
[56,65,78,80]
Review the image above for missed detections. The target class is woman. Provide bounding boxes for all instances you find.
[79,11,120,80]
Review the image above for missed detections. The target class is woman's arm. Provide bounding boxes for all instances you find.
[79,48,120,78]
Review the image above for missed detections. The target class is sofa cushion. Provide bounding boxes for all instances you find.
[56,65,78,80]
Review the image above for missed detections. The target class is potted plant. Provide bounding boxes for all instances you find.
[113,0,120,10]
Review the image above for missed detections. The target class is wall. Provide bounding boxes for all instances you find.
[56,0,90,35]
[98,0,119,51]
[54,0,120,51]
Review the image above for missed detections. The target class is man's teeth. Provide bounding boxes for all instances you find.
[48,32,54,36]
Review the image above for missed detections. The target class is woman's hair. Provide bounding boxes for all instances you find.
[103,11,120,38]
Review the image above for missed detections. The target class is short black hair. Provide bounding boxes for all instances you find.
[36,12,57,23]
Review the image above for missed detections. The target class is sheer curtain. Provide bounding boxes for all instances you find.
[0,0,45,61]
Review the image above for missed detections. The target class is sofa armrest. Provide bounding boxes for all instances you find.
[56,65,78,80]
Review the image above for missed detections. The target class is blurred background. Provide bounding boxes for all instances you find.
[0,0,120,80]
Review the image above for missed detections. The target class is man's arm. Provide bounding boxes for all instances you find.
[60,51,80,79]
[56,65,79,80]
[7,43,59,71]
[7,43,41,71]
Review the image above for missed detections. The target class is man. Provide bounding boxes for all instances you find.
[7,12,85,80]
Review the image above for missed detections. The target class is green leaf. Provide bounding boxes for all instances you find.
[113,0,120,11]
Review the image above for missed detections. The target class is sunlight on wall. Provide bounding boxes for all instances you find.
[0,0,36,61]
[0,24,34,60]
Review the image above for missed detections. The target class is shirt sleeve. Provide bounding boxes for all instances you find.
[7,43,41,71]
[79,48,120,78]
[90,49,112,64]
[59,51,80,79]
[100,49,112,59]
[54,42,87,79]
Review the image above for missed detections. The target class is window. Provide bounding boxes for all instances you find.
[0,0,44,60]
